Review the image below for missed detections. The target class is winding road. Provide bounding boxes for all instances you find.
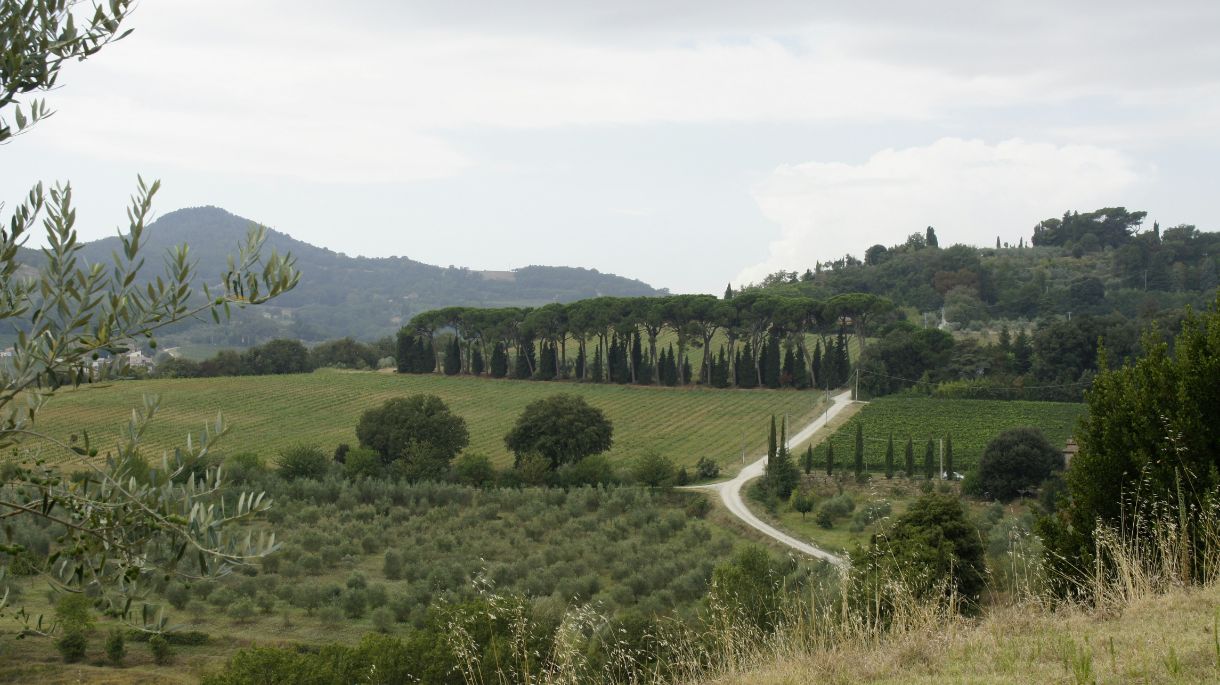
[686,389,857,568]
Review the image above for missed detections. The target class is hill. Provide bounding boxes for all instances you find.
[749,210,1219,326]
[33,369,826,472]
[17,206,664,342]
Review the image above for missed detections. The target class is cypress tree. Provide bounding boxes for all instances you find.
[490,342,508,378]
[472,346,485,375]
[854,422,865,477]
[631,331,643,383]
[825,440,835,476]
[811,341,822,388]
[782,348,796,388]
[574,344,586,380]
[764,334,782,389]
[924,438,935,480]
[724,283,734,300]
[766,417,798,499]
[944,434,954,479]
[712,346,729,388]
[395,330,413,373]
[904,437,915,477]
[767,415,777,461]
[537,341,556,380]
[793,348,810,389]
[444,337,461,376]
[513,341,531,379]
[681,357,692,386]
[591,343,604,382]
[801,445,814,474]
[423,338,436,372]
[835,330,850,386]
[884,434,894,479]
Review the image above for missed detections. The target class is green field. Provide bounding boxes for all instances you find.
[31,369,829,471]
[818,397,1087,472]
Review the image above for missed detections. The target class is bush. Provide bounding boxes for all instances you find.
[57,630,88,663]
[556,453,616,487]
[343,448,384,480]
[383,550,404,580]
[55,593,94,634]
[276,444,330,481]
[149,633,172,665]
[452,452,495,487]
[371,606,395,633]
[631,451,676,488]
[105,628,126,666]
[694,456,720,480]
[973,427,1061,502]
[229,598,256,623]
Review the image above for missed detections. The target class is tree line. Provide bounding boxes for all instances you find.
[394,293,890,391]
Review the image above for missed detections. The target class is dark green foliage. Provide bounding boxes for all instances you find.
[695,457,721,480]
[763,334,782,389]
[342,447,384,480]
[885,434,895,479]
[397,331,436,374]
[1042,297,1220,589]
[924,439,935,480]
[801,445,814,475]
[489,342,508,378]
[105,628,126,666]
[356,395,469,481]
[310,337,378,370]
[590,343,604,382]
[971,428,1060,501]
[443,337,461,376]
[471,346,485,375]
[513,338,535,379]
[276,445,331,481]
[853,494,987,614]
[791,490,814,519]
[241,339,312,375]
[504,394,613,468]
[904,437,915,477]
[764,418,799,499]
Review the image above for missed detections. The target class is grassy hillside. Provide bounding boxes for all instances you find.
[32,369,828,471]
[715,583,1220,684]
[819,397,1086,472]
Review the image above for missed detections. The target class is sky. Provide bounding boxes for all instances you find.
[2,1,1218,294]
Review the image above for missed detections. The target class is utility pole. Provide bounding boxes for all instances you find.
[939,437,944,480]
[854,367,859,401]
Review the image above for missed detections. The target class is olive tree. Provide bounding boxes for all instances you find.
[0,0,299,631]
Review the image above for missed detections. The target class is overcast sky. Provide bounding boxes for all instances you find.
[3,1,1218,293]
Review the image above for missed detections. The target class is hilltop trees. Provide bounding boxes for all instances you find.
[504,394,613,469]
[355,395,470,481]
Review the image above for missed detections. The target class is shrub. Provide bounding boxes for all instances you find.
[695,457,720,480]
[556,453,616,487]
[318,605,343,627]
[790,491,814,519]
[229,598,256,623]
[343,448,384,480]
[165,582,190,610]
[56,630,88,663]
[276,444,330,481]
[452,452,495,487]
[631,451,676,488]
[105,628,126,666]
[346,571,368,590]
[149,633,172,665]
[371,606,395,633]
[383,549,404,580]
[342,590,367,619]
[55,593,94,634]
[973,427,1061,502]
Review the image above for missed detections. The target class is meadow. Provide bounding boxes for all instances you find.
[816,397,1086,472]
[32,369,829,471]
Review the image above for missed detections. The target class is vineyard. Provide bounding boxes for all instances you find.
[818,397,1086,472]
[31,369,828,471]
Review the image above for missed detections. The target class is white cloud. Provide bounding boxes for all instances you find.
[735,138,1143,285]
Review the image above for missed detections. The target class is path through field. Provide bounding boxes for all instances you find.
[690,389,858,567]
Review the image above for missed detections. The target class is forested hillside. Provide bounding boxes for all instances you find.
[15,206,663,343]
